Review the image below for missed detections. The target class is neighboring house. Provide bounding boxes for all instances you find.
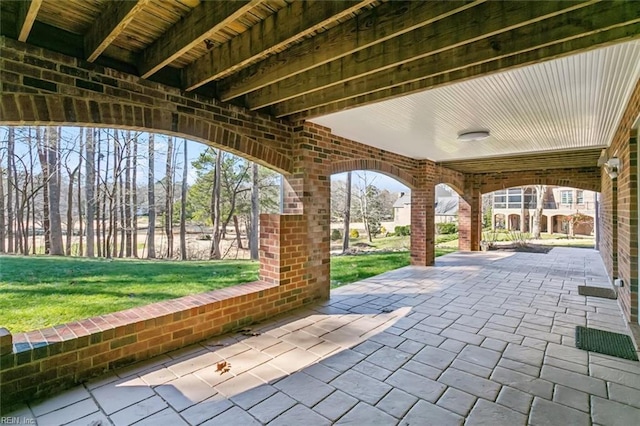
[393,186,459,226]
[491,186,596,235]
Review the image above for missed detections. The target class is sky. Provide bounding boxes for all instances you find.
[2,127,410,193]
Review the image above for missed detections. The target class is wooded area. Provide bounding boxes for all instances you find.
[0,126,281,260]
[0,126,402,261]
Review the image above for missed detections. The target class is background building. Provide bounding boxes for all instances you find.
[491,186,596,235]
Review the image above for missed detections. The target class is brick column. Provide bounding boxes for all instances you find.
[279,124,331,301]
[411,162,436,266]
[259,214,308,287]
[459,180,482,251]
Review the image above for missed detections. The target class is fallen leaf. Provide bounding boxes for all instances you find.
[216,361,231,375]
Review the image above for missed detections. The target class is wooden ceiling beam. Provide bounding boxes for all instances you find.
[215,0,483,101]
[138,0,261,79]
[16,0,42,42]
[247,0,594,110]
[184,0,375,91]
[280,2,640,119]
[85,0,150,62]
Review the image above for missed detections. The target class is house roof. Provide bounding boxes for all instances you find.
[393,195,459,217]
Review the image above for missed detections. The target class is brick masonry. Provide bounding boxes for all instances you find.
[600,78,640,322]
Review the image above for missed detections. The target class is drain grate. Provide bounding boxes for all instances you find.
[575,326,638,361]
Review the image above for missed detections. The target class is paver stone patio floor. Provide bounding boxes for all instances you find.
[7,247,640,425]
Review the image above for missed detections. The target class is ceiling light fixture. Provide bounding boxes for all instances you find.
[457,130,490,141]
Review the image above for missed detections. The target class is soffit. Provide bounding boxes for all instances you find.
[311,41,640,162]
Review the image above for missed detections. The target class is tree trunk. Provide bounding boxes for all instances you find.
[343,171,352,253]
[0,162,5,254]
[35,128,51,254]
[180,139,188,260]
[132,134,138,257]
[165,137,174,258]
[531,185,545,239]
[250,162,259,260]
[7,127,14,253]
[77,133,83,256]
[210,149,222,259]
[95,130,102,257]
[66,166,79,255]
[125,131,132,257]
[233,215,243,249]
[46,127,64,255]
[147,133,156,258]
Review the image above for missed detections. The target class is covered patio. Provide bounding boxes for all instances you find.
[6,248,639,424]
[1,0,640,420]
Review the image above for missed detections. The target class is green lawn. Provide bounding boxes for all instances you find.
[0,249,456,333]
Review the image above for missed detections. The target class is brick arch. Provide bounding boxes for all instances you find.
[434,166,465,195]
[479,170,601,194]
[330,159,417,189]
[0,93,292,174]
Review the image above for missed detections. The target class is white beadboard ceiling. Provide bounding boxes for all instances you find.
[311,41,640,162]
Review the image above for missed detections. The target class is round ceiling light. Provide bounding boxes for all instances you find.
[457,130,490,141]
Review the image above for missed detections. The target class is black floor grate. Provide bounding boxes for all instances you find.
[575,326,638,361]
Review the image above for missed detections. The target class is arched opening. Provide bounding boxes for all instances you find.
[329,170,413,288]
[508,214,522,231]
[0,125,285,333]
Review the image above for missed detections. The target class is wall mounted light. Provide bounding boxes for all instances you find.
[604,157,621,179]
[457,130,490,141]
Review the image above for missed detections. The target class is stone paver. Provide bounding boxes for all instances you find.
[314,390,359,421]
[20,248,640,425]
[330,370,392,405]
[400,400,463,426]
[337,402,397,425]
[466,398,527,425]
[530,397,591,425]
[439,368,501,400]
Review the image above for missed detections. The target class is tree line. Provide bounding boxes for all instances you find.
[0,127,280,260]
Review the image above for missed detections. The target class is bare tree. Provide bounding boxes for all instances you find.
[342,171,352,253]
[249,162,259,260]
[0,157,5,254]
[95,130,103,257]
[210,149,222,259]
[531,185,546,239]
[165,136,174,258]
[180,139,188,260]
[77,133,83,256]
[65,158,80,256]
[147,133,156,258]
[131,133,138,257]
[125,131,133,257]
[7,127,14,253]
[46,127,64,255]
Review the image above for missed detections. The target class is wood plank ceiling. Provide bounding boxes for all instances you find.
[1,0,639,173]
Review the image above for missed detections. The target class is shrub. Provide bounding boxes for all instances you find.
[331,229,342,241]
[436,222,458,235]
[349,229,360,238]
[394,225,411,236]
[380,226,387,235]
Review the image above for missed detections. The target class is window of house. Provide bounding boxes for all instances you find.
[493,190,506,209]
[507,188,522,208]
[561,190,573,204]
[524,188,536,208]
[576,190,584,204]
